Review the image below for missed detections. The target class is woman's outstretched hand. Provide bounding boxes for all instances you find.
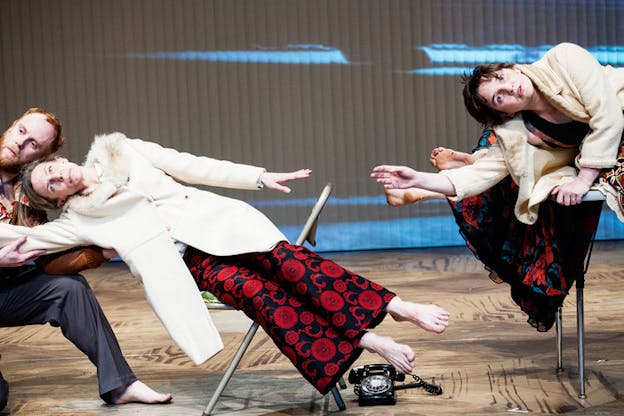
[262,169,312,193]
[371,165,419,189]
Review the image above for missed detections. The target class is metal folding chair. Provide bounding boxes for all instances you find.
[202,182,347,415]
[553,189,606,399]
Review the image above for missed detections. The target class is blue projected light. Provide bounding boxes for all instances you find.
[421,44,553,63]
[276,207,624,252]
[127,43,623,73]
[249,196,624,252]
[407,67,470,75]
[126,44,349,64]
[250,195,390,208]
[411,44,624,75]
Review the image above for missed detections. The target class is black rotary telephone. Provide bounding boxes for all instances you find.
[348,364,443,406]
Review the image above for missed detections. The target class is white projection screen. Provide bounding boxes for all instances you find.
[1,0,622,251]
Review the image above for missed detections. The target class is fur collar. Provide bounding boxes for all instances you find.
[65,132,132,214]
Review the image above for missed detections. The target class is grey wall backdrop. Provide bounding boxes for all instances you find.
[1,0,622,251]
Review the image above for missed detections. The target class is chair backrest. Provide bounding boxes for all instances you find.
[295,182,333,246]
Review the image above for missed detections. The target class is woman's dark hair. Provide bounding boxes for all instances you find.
[18,155,61,214]
[461,63,516,127]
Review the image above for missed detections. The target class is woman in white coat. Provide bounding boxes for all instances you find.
[5,132,449,395]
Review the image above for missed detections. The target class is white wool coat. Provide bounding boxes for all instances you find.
[0,133,287,365]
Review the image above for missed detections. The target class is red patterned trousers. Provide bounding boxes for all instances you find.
[183,241,395,394]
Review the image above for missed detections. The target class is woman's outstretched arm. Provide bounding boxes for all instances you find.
[0,217,85,254]
[126,137,311,192]
[371,165,457,196]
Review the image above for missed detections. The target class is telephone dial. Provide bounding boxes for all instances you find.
[348,364,443,406]
[348,364,405,405]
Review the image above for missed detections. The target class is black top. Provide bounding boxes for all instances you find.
[522,110,589,148]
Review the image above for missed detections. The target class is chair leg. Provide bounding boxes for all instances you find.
[330,385,347,411]
[338,376,347,389]
[577,287,586,399]
[203,322,260,416]
[556,306,563,373]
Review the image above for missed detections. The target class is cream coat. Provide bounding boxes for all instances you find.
[442,43,624,224]
[0,133,288,365]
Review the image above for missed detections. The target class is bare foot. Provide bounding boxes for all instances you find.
[386,297,449,334]
[360,333,415,374]
[112,380,172,405]
[384,188,446,207]
[429,147,473,170]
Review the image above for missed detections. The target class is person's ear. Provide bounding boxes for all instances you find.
[56,198,67,208]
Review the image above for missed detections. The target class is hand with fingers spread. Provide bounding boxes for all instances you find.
[261,169,312,193]
[0,236,46,267]
[370,165,420,189]
[371,165,457,196]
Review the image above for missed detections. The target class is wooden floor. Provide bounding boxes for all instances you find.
[1,241,623,415]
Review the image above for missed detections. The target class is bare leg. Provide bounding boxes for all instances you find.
[111,380,172,405]
[359,332,416,374]
[430,147,475,170]
[384,188,446,207]
[385,297,449,334]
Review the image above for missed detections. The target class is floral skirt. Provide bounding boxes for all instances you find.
[449,129,611,331]
[599,141,624,220]
[183,241,395,394]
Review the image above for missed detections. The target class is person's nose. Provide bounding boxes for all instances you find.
[506,82,515,96]
[51,170,64,182]
[15,137,25,151]
[13,138,27,156]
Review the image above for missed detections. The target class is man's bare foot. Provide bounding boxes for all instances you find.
[429,147,474,170]
[111,380,172,405]
[359,332,415,374]
[386,297,449,334]
[384,188,446,207]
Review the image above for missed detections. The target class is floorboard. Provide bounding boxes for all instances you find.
[1,241,623,415]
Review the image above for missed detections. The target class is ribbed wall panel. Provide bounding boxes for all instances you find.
[1,0,621,250]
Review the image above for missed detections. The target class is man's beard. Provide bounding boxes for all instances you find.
[0,132,22,174]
